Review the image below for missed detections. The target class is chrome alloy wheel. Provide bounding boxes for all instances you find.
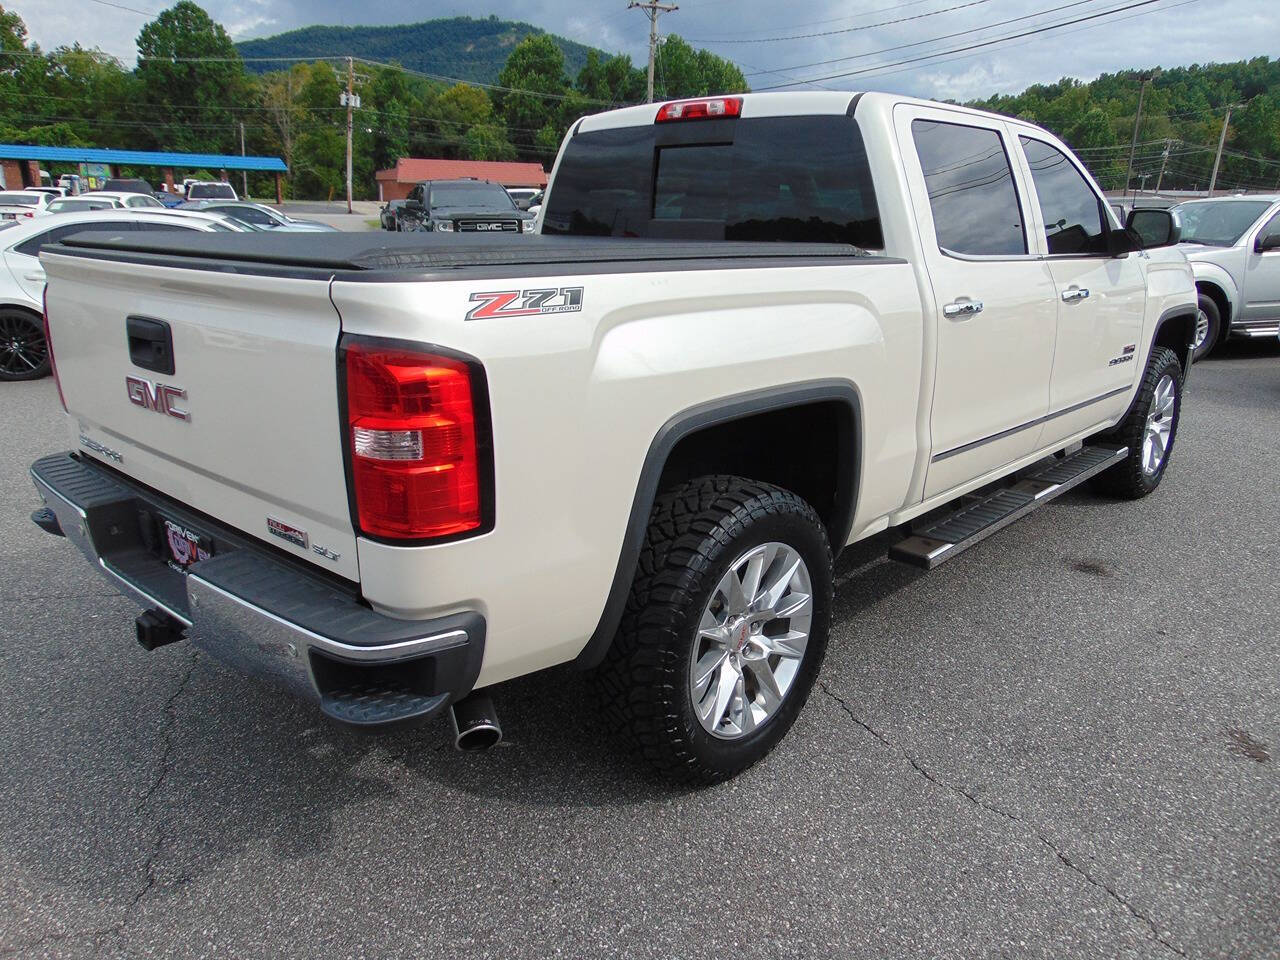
[690,542,813,740]
[1192,309,1210,351]
[1143,373,1176,476]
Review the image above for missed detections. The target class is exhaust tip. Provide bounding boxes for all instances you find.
[449,692,502,751]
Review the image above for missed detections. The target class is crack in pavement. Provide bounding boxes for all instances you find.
[0,656,198,959]
[818,682,1187,959]
[104,653,199,953]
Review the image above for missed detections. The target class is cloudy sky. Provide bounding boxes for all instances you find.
[10,0,1277,101]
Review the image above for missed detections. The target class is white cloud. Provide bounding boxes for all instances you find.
[9,0,1277,99]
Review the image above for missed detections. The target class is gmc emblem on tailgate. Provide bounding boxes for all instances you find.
[126,375,190,421]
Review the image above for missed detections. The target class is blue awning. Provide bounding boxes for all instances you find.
[0,144,287,172]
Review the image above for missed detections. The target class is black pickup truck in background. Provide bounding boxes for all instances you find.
[397,178,536,235]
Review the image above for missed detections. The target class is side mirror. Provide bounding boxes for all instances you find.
[1255,232,1280,253]
[1124,208,1181,249]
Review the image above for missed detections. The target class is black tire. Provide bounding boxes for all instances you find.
[0,308,50,382]
[595,475,833,785]
[1092,346,1183,499]
[1192,292,1221,362]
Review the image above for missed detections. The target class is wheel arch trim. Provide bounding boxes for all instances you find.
[1190,264,1238,324]
[1148,304,1198,389]
[572,378,863,670]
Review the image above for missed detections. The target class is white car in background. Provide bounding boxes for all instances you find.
[0,208,246,381]
[83,191,165,211]
[46,196,126,215]
[505,187,542,210]
[185,181,238,201]
[0,190,56,221]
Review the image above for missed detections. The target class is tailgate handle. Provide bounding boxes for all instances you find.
[127,316,175,376]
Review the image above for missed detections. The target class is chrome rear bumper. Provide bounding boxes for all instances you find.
[30,452,484,727]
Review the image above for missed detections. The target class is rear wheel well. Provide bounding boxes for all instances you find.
[656,400,856,548]
[1196,281,1230,327]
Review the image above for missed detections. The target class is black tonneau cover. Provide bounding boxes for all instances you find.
[48,231,875,280]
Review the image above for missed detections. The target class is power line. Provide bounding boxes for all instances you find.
[682,0,958,39]
[83,0,159,15]
[742,0,1108,76]
[754,0,1189,89]
[688,0,997,44]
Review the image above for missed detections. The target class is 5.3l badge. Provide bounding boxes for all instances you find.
[465,286,583,321]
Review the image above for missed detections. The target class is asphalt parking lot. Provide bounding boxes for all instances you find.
[1,343,1277,960]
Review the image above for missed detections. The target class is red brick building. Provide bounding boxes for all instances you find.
[1,158,41,190]
[375,158,547,201]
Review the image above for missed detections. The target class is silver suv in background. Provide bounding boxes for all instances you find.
[1173,195,1280,359]
[180,200,336,232]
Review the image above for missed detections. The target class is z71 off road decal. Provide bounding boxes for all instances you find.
[466,286,584,321]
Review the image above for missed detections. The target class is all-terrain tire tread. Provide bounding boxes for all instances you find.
[594,475,832,785]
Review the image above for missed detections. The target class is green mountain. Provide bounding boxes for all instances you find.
[235,15,606,84]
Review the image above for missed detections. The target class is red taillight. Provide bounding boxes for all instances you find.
[655,96,742,123]
[342,338,488,541]
[22,211,34,218]
[42,288,66,411]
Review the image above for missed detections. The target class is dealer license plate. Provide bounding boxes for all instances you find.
[160,517,214,572]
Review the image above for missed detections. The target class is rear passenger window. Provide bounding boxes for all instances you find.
[1020,137,1108,255]
[912,119,1026,257]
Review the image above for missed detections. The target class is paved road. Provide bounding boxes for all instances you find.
[1,343,1277,959]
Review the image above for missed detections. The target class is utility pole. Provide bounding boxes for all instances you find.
[345,56,354,214]
[239,121,248,199]
[1208,104,1234,197]
[629,1,678,103]
[1123,74,1151,199]
[1153,139,1171,195]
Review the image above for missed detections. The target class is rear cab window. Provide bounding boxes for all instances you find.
[542,115,883,248]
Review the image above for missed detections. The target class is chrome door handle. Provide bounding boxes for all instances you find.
[943,299,984,318]
[1061,286,1090,302]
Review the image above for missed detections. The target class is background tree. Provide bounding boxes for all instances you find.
[652,36,748,100]
[134,2,245,153]
[495,34,568,160]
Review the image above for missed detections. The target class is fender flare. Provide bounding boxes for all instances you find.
[1145,304,1198,394]
[1189,262,1239,325]
[572,379,863,669]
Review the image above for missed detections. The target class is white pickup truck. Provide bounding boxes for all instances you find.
[31,92,1196,784]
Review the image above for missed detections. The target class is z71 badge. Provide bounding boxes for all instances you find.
[466,286,583,321]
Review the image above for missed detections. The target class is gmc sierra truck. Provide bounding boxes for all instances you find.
[31,92,1197,784]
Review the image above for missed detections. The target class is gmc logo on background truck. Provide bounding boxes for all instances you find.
[126,375,190,421]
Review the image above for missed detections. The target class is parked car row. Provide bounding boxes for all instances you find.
[0,206,265,382]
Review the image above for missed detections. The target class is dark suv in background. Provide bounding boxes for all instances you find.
[398,178,534,234]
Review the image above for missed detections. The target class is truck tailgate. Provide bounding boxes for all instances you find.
[40,250,359,582]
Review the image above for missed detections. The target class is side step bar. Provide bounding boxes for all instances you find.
[889,444,1128,570]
